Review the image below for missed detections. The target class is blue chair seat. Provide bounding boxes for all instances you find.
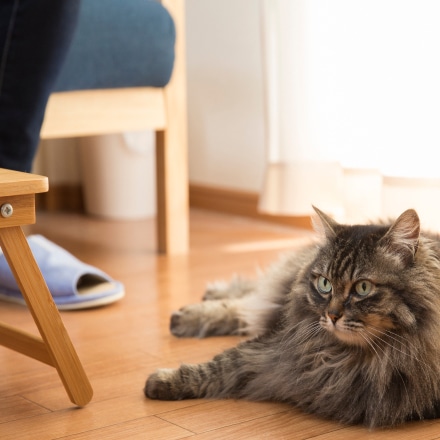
[54,0,176,92]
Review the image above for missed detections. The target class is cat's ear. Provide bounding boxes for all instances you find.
[380,209,420,265]
[311,206,338,239]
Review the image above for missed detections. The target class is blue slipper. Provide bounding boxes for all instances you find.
[0,235,124,310]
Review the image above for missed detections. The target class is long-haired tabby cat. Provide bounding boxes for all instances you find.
[145,207,440,428]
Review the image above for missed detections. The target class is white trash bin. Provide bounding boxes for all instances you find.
[79,131,156,220]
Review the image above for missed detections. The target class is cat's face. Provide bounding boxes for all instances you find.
[309,246,398,346]
[307,207,420,347]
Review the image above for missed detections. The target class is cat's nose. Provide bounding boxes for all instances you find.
[328,311,342,324]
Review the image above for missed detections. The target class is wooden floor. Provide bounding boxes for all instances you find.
[1,209,440,439]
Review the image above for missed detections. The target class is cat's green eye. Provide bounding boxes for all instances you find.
[355,280,373,297]
[317,276,332,294]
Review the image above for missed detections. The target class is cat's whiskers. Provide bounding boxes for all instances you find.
[368,326,417,351]
[278,320,306,350]
[363,327,409,357]
[366,325,422,361]
[280,320,324,362]
[359,328,412,403]
[295,321,323,345]
[368,326,438,379]
[282,320,320,347]
[276,320,323,372]
[382,329,426,358]
[358,331,383,360]
[359,328,395,364]
[362,327,433,377]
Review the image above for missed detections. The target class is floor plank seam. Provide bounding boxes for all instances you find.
[20,394,54,413]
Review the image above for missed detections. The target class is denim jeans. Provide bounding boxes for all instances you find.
[0,0,80,172]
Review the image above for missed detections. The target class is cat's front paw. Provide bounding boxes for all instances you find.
[144,369,179,400]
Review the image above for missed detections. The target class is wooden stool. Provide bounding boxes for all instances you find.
[0,168,93,406]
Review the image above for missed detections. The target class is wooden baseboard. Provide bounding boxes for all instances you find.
[37,182,312,230]
[189,184,312,230]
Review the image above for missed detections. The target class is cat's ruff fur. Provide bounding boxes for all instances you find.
[145,208,440,428]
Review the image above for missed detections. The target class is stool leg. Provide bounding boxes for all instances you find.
[0,227,93,406]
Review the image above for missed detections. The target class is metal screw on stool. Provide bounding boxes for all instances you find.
[1,203,13,218]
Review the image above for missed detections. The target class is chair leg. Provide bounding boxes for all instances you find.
[155,129,189,255]
[0,227,93,406]
[155,0,189,255]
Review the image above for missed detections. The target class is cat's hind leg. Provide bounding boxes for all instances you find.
[203,275,257,301]
[171,290,281,338]
[171,272,283,338]
[170,276,258,338]
[171,297,248,338]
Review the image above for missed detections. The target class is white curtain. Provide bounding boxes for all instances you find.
[259,0,440,230]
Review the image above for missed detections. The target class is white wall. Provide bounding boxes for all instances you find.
[35,0,266,196]
[186,0,266,192]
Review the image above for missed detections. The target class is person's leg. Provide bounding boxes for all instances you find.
[0,0,81,172]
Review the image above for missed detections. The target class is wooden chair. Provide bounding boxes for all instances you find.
[39,0,189,255]
[0,168,93,406]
